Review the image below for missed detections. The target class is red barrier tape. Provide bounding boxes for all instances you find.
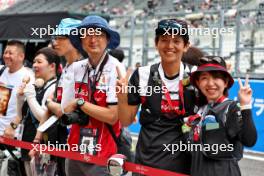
[0,136,188,176]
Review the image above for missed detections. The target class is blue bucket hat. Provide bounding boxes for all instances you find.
[69,15,120,50]
[54,18,82,36]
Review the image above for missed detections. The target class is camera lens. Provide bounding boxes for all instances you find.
[61,110,89,126]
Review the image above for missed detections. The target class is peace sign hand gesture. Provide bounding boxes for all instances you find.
[116,66,133,103]
[238,74,252,106]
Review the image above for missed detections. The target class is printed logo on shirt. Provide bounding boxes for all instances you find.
[75,82,89,101]
[161,99,180,113]
[0,83,12,116]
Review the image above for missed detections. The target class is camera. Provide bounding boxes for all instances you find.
[61,109,89,126]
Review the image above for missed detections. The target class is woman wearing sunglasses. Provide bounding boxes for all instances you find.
[189,56,257,176]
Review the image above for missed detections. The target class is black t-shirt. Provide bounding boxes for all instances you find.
[128,65,191,174]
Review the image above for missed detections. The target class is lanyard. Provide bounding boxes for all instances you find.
[162,80,185,116]
[77,51,108,102]
[215,96,227,104]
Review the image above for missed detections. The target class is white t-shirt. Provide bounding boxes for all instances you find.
[136,62,188,113]
[0,65,34,135]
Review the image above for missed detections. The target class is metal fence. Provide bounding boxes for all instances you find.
[127,7,264,78]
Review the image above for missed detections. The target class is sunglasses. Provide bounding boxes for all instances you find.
[200,56,224,65]
[158,19,183,29]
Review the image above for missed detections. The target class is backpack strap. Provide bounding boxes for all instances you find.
[2,145,19,161]
[146,63,162,116]
[0,66,6,76]
[106,124,120,146]
[139,63,162,126]
[209,100,234,125]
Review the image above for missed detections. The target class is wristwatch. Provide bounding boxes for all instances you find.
[77,98,85,107]
[10,122,18,130]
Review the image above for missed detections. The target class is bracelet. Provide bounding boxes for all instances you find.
[240,104,252,110]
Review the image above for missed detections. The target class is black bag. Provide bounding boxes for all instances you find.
[106,125,133,162]
[7,157,26,176]
[3,146,26,176]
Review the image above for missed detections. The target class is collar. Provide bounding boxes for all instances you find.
[158,61,185,81]
[87,50,107,75]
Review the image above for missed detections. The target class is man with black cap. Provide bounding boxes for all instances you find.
[117,18,195,174]
[63,15,125,176]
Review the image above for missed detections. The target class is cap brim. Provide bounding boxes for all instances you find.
[69,24,120,52]
[190,67,234,88]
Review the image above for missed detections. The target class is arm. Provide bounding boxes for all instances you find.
[81,103,118,125]
[4,76,29,138]
[46,99,63,118]
[117,68,140,126]
[233,76,257,147]
[238,75,257,146]
[118,94,139,127]
[32,86,56,143]
[64,63,123,125]
[3,115,22,139]
[64,100,118,125]
[226,103,257,147]
[24,83,50,121]
[240,109,257,147]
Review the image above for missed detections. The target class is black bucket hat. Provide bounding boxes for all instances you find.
[190,56,234,88]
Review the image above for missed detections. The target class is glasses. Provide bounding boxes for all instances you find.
[51,35,68,42]
[158,19,183,29]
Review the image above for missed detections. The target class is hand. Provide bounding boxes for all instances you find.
[17,83,26,96]
[29,148,39,159]
[4,126,15,139]
[116,66,132,103]
[24,83,36,99]
[64,99,78,113]
[17,76,30,96]
[48,92,54,100]
[238,74,252,106]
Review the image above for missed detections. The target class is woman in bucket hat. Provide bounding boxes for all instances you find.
[189,56,257,176]
[62,15,126,176]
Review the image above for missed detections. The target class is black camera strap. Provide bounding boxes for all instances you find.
[77,51,109,101]
[106,123,121,146]
[83,53,120,145]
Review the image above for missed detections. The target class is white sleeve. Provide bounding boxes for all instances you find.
[27,84,55,121]
[61,64,76,112]
[106,62,126,105]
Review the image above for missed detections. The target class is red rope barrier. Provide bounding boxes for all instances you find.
[0,136,188,176]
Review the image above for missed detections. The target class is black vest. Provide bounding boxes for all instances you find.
[200,100,243,160]
[139,63,197,126]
